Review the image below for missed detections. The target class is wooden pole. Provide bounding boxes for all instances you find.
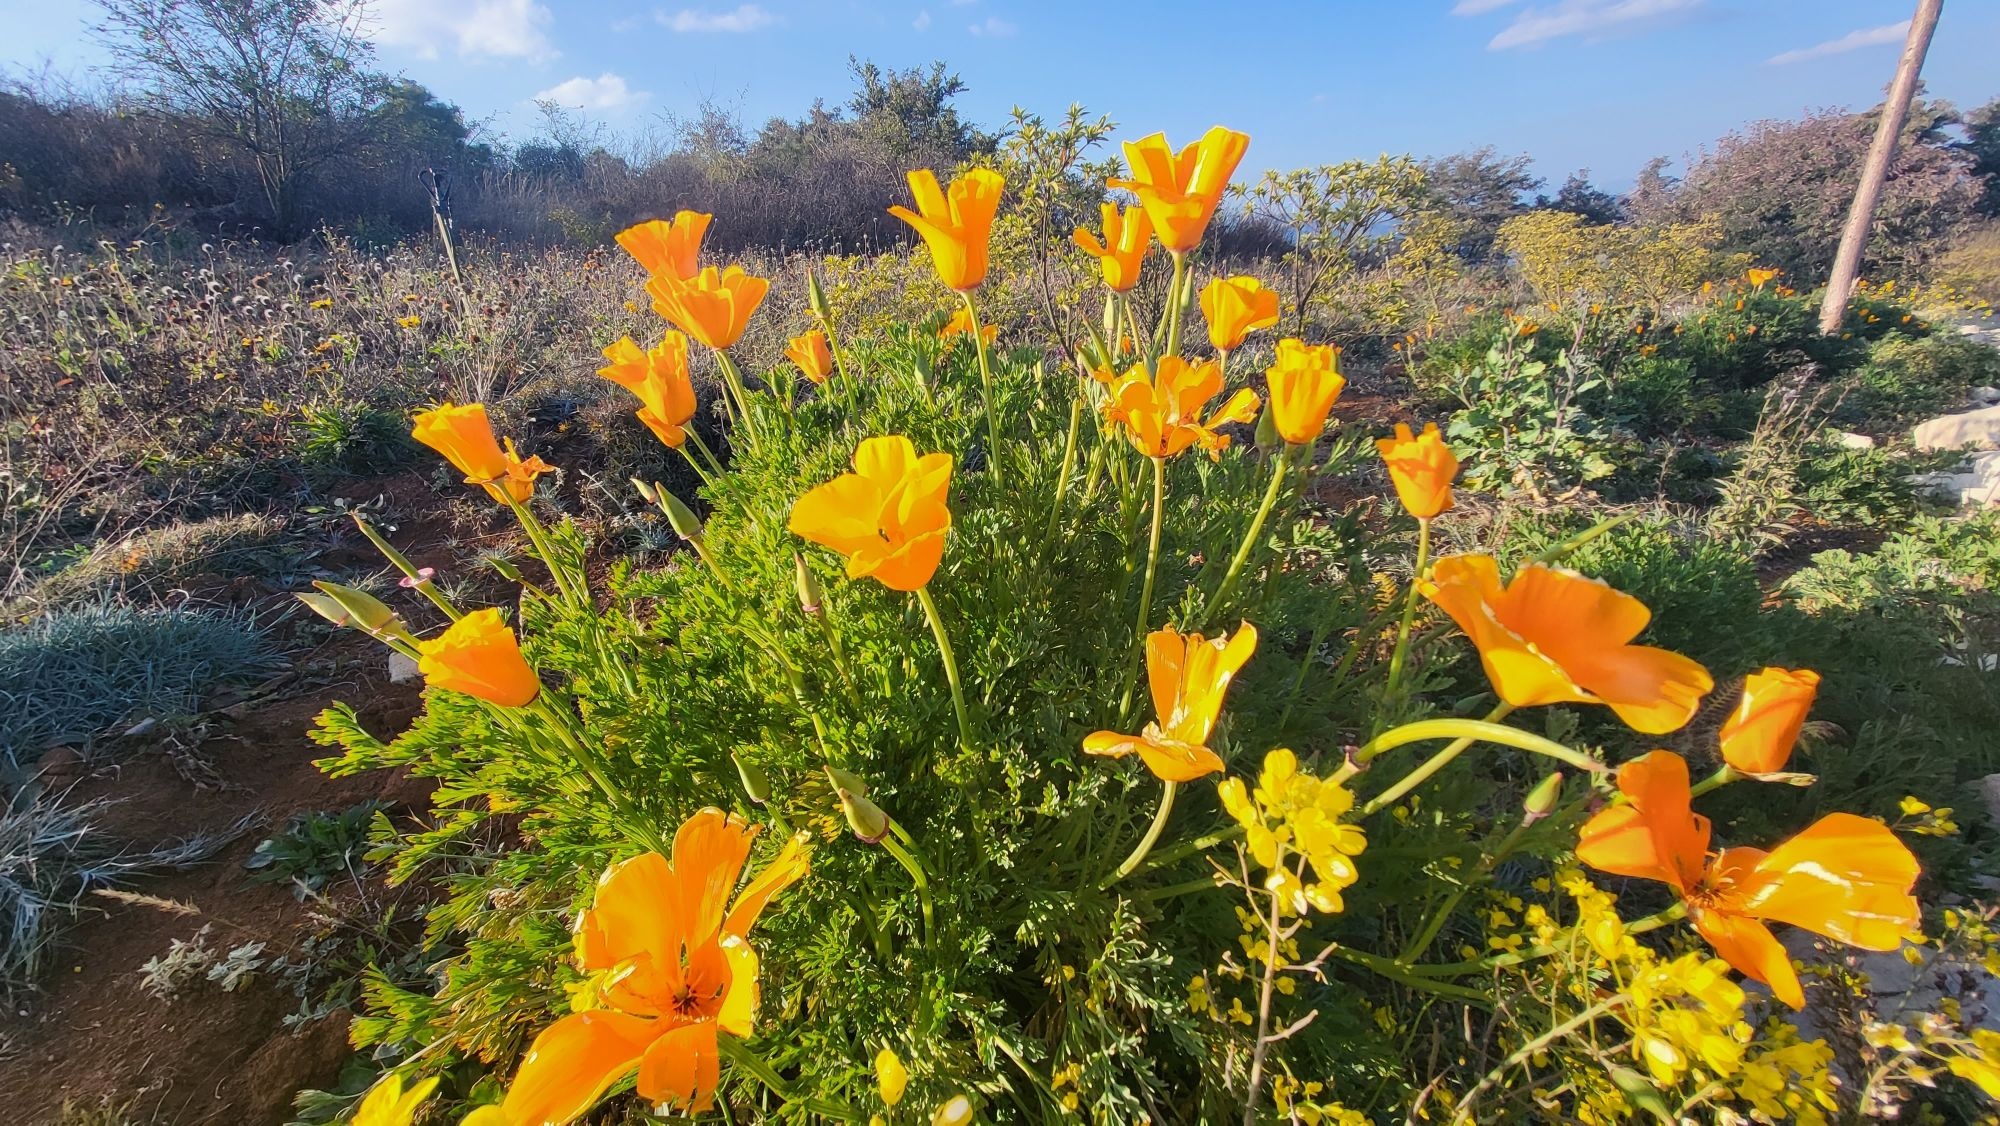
[1818,0,1944,334]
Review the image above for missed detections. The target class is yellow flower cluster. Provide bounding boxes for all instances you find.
[1217,749,1366,916]
[1548,871,1839,1123]
[1268,1072,1366,1125]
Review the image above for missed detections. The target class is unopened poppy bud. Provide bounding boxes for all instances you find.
[660,491,704,541]
[734,752,771,804]
[1255,404,1280,449]
[795,555,824,618]
[826,765,869,798]
[311,580,413,641]
[296,591,352,626]
[806,267,832,322]
[630,477,658,504]
[1523,771,1563,824]
[826,766,888,843]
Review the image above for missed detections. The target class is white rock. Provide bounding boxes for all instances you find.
[1913,405,2000,452]
[1834,431,1876,450]
[1779,931,2000,1040]
[388,651,420,684]
[1984,775,2000,828]
[1972,386,2000,407]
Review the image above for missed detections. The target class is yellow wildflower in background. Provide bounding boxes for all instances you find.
[353,1074,438,1126]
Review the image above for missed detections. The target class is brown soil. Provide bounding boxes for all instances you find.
[0,669,430,1126]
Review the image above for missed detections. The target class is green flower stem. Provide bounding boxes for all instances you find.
[1118,455,1168,718]
[960,292,1004,484]
[1534,511,1637,565]
[1356,709,1613,816]
[880,828,936,947]
[818,316,860,404]
[715,1037,861,1121]
[811,608,862,708]
[1325,945,1493,1004]
[1135,873,1225,902]
[1137,823,1244,873]
[687,428,728,479]
[1042,387,1084,550]
[1124,295,1152,370]
[1162,251,1189,359]
[504,495,586,606]
[1379,517,1433,724]
[1203,443,1294,628]
[1398,816,1536,964]
[354,514,462,621]
[524,697,668,855]
[1449,997,1627,1125]
[1104,780,1178,888]
[713,349,762,453]
[676,443,717,490]
[1689,765,1741,798]
[915,585,975,753]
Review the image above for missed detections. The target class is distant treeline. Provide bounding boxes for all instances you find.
[0,0,1996,278]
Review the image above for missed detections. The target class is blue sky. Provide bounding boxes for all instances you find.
[8,0,1999,189]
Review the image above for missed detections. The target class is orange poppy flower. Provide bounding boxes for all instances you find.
[1719,667,1821,775]
[1576,750,1919,1008]
[1085,623,1258,781]
[1264,338,1344,445]
[415,608,540,707]
[1746,268,1779,290]
[1107,127,1250,254]
[889,168,1005,292]
[1375,422,1459,519]
[786,329,833,384]
[1100,356,1261,461]
[411,403,553,505]
[1200,276,1280,353]
[646,265,769,350]
[1419,554,1713,734]
[615,211,712,281]
[788,436,954,592]
[598,333,698,448]
[496,810,810,1123]
[1071,202,1152,292]
[938,306,997,346]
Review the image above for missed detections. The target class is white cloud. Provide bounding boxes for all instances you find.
[1481,0,1702,50]
[1766,21,1910,66]
[532,73,648,112]
[967,15,1014,36]
[659,4,778,32]
[369,0,555,60]
[1452,0,1523,14]
[912,8,931,30]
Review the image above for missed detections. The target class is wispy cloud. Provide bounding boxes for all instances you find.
[1766,21,1909,66]
[658,4,778,32]
[1459,0,1703,51]
[912,8,932,30]
[532,73,649,112]
[369,0,555,60]
[967,15,1015,36]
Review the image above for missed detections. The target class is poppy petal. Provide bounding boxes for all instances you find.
[636,1020,721,1114]
[501,1011,657,1126]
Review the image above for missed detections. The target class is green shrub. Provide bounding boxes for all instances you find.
[0,603,284,778]
[1795,440,1955,526]
[247,801,390,901]
[1832,333,2000,430]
